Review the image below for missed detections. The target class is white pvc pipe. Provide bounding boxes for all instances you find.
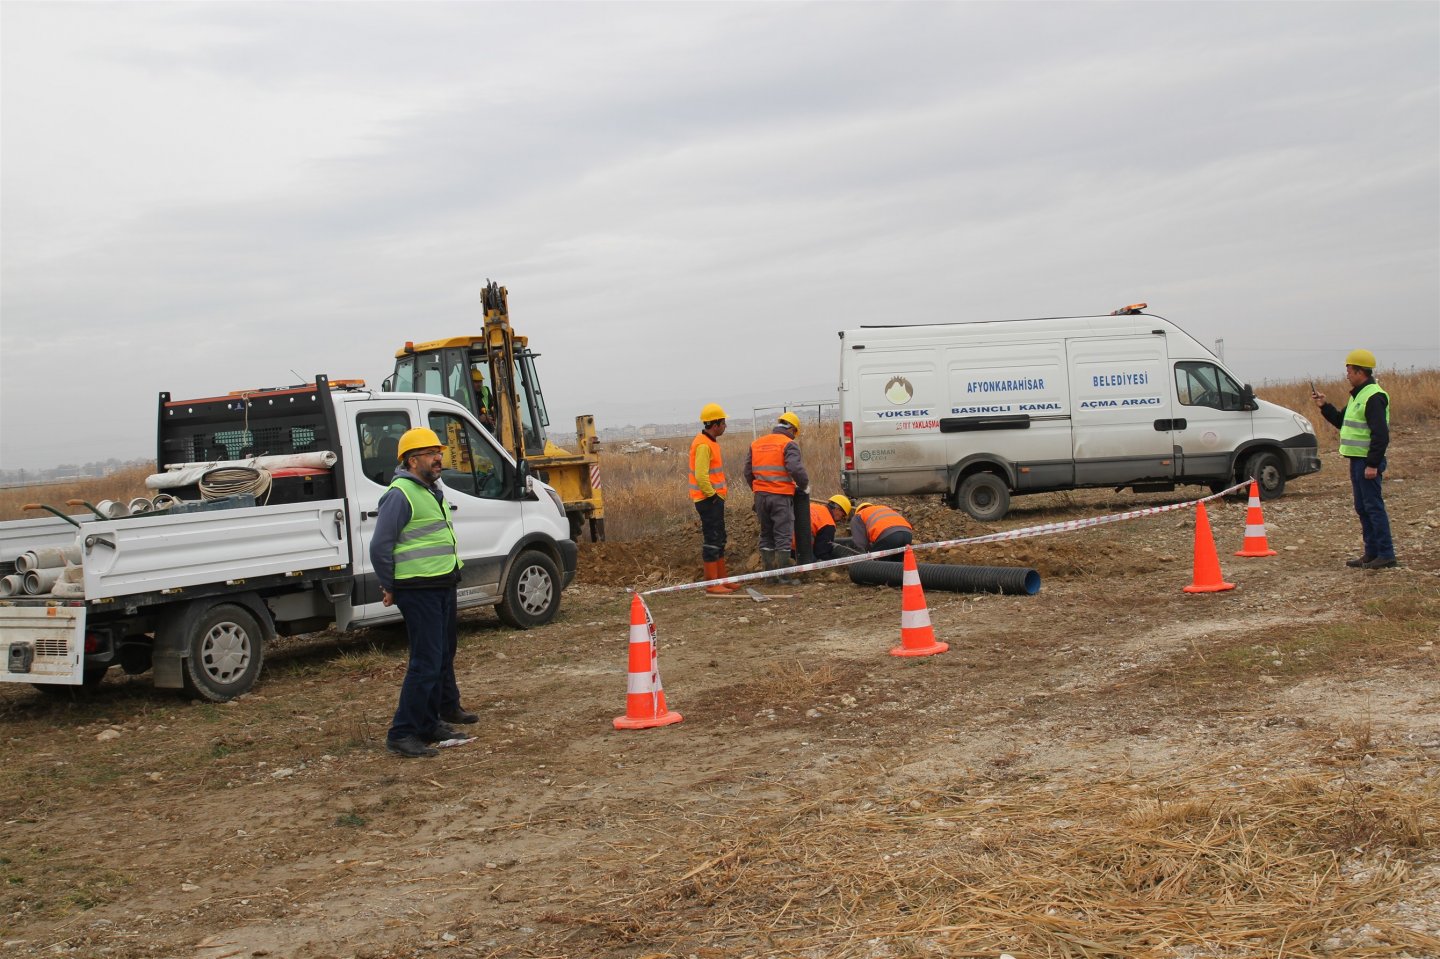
[147,451,337,489]
[95,499,130,519]
[128,497,154,514]
[0,574,22,597]
[24,568,62,594]
[14,546,80,573]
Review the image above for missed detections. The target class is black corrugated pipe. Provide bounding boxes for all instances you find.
[849,559,1041,595]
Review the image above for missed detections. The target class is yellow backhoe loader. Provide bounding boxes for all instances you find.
[384,281,604,541]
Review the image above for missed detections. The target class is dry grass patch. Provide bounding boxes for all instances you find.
[542,754,1440,958]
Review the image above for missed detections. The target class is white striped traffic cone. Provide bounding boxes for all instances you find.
[890,547,948,658]
[1234,480,1277,557]
[613,593,683,730]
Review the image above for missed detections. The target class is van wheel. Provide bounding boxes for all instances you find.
[1245,451,1286,499]
[182,604,265,702]
[956,473,1010,522]
[497,550,561,629]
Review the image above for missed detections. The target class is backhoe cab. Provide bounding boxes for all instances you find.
[385,281,605,541]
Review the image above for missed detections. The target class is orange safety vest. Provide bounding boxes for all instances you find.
[792,503,836,550]
[688,432,727,501]
[857,503,911,540]
[749,433,796,495]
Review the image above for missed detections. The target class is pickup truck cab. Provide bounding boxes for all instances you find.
[0,377,577,701]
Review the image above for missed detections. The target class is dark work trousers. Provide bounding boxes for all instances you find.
[388,586,460,742]
[695,494,728,561]
[753,491,795,551]
[872,528,914,561]
[1349,456,1394,560]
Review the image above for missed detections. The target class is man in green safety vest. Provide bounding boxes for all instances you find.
[371,427,480,757]
[1312,349,1397,570]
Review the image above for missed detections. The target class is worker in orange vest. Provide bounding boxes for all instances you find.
[744,412,809,583]
[827,495,912,561]
[791,500,841,560]
[688,403,738,595]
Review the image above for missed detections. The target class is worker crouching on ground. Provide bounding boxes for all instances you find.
[793,499,851,561]
[828,495,913,561]
[1312,349,1398,569]
[688,403,739,595]
[372,428,480,759]
[745,412,809,585]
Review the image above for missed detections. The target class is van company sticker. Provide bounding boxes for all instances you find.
[1078,396,1162,409]
[884,376,914,404]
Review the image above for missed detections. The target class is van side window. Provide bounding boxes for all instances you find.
[428,412,507,499]
[1175,362,1245,411]
[358,412,412,486]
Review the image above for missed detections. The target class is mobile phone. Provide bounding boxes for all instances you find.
[1310,381,1317,393]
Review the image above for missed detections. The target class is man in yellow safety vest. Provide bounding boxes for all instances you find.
[371,427,479,758]
[1312,348,1396,569]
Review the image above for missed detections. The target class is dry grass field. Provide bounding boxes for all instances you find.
[1,372,1438,959]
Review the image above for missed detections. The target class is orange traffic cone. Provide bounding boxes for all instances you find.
[1184,501,1236,593]
[890,547,949,657]
[613,593,683,730]
[1234,481,1277,557]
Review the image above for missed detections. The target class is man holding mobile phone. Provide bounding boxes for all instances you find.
[1312,350,1397,570]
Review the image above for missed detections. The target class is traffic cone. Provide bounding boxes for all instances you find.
[1234,481,1277,557]
[890,547,949,657]
[1184,501,1236,593]
[613,593,683,730]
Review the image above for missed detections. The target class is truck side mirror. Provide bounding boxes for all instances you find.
[381,375,394,391]
[514,458,531,498]
[1240,384,1258,412]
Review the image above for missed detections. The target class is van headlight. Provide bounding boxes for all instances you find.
[1293,412,1314,434]
[542,486,565,517]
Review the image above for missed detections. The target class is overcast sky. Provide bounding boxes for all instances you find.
[2,1,1437,471]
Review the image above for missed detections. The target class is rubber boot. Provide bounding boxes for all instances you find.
[717,557,739,585]
[774,554,799,586]
[704,559,738,595]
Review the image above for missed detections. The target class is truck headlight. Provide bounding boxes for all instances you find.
[543,486,564,517]
[1293,412,1314,434]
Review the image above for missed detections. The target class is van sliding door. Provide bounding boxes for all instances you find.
[1068,337,1175,486]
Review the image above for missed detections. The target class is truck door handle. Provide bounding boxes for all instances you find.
[449,503,458,512]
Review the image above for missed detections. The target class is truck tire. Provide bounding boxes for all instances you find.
[1245,451,1286,500]
[497,550,561,629]
[956,473,1010,522]
[181,604,265,702]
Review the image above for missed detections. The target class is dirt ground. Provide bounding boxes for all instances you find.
[3,428,1438,959]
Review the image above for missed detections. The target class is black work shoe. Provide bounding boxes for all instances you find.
[386,735,439,758]
[427,721,460,743]
[441,707,479,724]
[1345,555,1375,568]
[1361,557,1398,570]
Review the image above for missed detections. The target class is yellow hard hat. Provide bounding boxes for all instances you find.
[471,368,485,381]
[396,427,445,462]
[700,402,727,423]
[778,411,801,432]
[828,494,852,517]
[1345,348,1377,369]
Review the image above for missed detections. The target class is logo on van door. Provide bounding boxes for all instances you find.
[884,377,913,404]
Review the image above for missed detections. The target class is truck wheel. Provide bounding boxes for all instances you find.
[182,604,265,702]
[1245,451,1286,499]
[956,473,1010,522]
[497,550,561,629]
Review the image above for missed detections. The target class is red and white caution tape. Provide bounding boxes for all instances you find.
[640,482,1249,597]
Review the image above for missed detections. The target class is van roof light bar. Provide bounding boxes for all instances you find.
[1110,302,1148,315]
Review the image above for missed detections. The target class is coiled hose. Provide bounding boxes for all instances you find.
[199,466,272,504]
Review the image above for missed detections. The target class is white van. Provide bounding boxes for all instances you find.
[837,304,1320,521]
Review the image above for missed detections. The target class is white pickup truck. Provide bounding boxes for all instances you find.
[0,376,578,701]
